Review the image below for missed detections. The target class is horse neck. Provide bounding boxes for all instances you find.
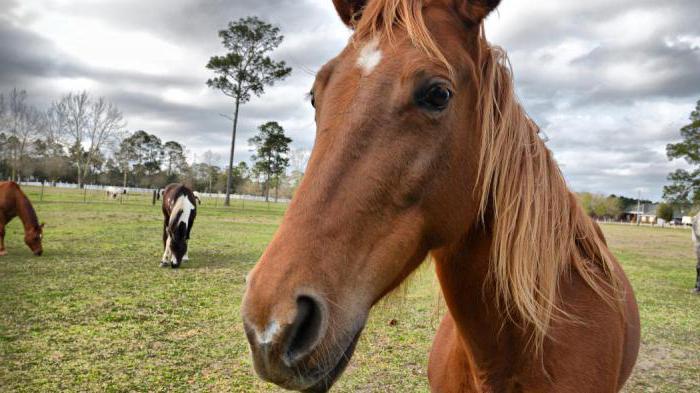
[15,191,39,231]
[432,223,526,374]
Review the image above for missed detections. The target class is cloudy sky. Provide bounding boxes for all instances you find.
[2,0,699,200]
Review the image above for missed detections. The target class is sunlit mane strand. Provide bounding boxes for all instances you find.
[476,41,622,350]
[352,0,623,352]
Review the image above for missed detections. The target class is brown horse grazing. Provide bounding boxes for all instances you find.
[160,183,197,268]
[0,181,44,256]
[242,0,640,391]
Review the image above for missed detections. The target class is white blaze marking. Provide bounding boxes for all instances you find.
[257,321,280,345]
[356,38,382,75]
[171,195,195,229]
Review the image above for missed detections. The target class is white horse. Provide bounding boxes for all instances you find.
[106,186,127,199]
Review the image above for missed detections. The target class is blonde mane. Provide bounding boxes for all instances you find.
[354,0,622,351]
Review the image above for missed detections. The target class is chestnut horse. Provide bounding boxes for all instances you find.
[242,0,640,391]
[0,181,43,256]
[160,183,197,268]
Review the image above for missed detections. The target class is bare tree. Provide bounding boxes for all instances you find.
[2,89,44,181]
[288,148,311,173]
[45,99,68,146]
[60,91,125,187]
[16,107,44,180]
[83,97,125,184]
[0,93,6,131]
[0,93,7,153]
[202,150,221,192]
[61,91,90,186]
[202,150,221,167]
[5,89,27,180]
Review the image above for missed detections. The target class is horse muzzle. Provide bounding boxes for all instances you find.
[242,294,364,392]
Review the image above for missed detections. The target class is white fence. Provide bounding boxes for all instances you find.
[597,220,692,230]
[18,181,290,204]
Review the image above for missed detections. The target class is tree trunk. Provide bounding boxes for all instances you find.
[224,98,241,206]
[77,161,83,188]
[82,167,89,188]
[274,175,279,203]
[10,147,17,181]
[123,171,127,188]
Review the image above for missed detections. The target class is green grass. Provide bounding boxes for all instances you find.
[0,186,698,392]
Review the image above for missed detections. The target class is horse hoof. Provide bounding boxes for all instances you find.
[171,263,180,269]
[160,261,170,268]
[0,250,7,256]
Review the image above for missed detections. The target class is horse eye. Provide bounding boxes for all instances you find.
[309,91,316,108]
[417,83,452,111]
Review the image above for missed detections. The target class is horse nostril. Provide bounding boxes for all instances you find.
[284,295,325,365]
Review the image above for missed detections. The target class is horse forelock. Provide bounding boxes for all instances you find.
[353,0,454,77]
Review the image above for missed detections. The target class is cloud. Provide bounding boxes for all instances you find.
[1,0,699,200]
[483,0,700,199]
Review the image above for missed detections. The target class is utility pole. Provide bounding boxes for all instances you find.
[636,189,642,226]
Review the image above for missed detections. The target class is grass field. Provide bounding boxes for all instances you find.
[1,186,698,392]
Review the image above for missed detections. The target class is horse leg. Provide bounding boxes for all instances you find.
[161,236,172,267]
[0,224,6,256]
[162,216,169,248]
[161,216,171,267]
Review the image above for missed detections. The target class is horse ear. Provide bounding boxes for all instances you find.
[455,0,501,25]
[332,0,368,27]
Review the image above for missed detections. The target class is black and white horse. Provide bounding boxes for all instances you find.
[161,183,197,268]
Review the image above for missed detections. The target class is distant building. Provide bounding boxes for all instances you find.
[621,203,694,225]
[674,206,694,226]
[622,203,659,224]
